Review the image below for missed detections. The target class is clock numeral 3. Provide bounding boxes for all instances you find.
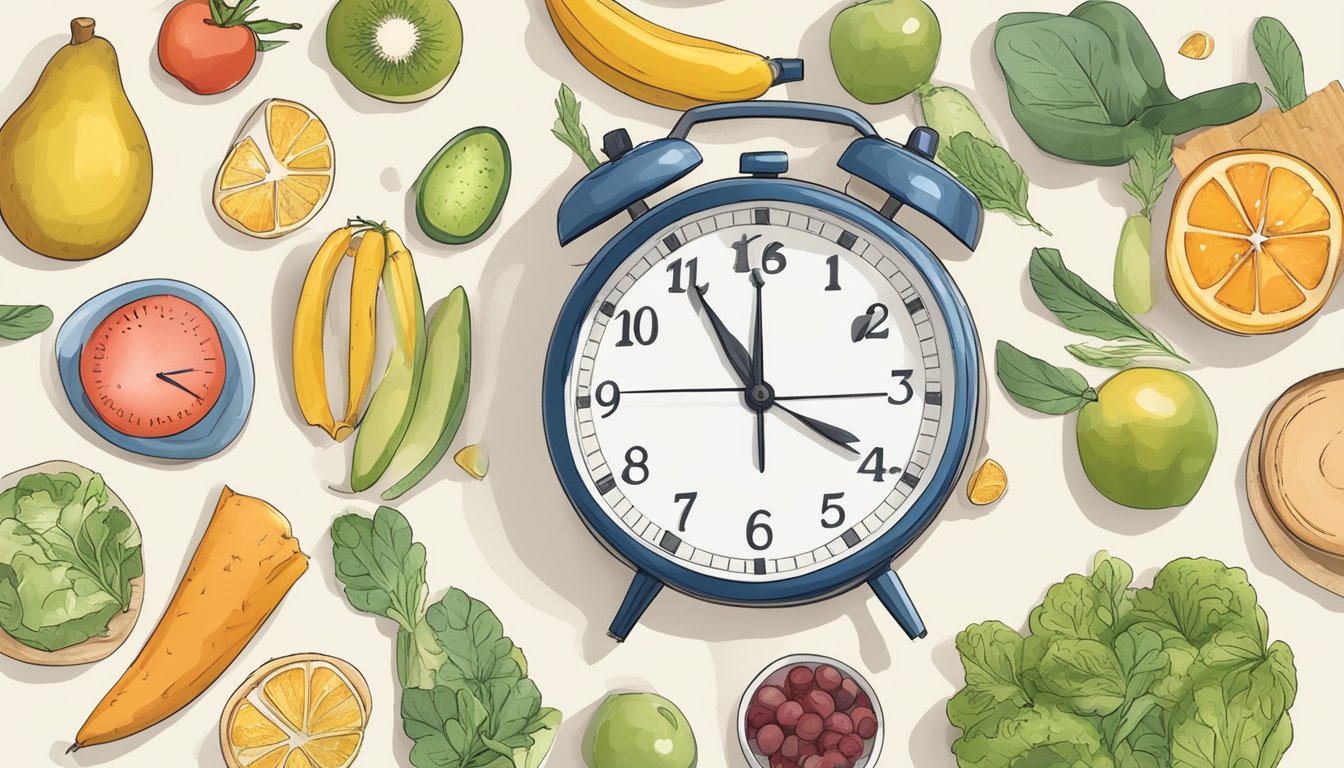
[666,257,698,294]
[674,491,697,532]
[622,445,650,485]
[595,380,621,418]
[851,303,890,342]
[858,447,888,482]
[615,307,658,347]
[820,492,846,529]
[746,509,773,551]
[825,254,841,291]
[889,369,915,405]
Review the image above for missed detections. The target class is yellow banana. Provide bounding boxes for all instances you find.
[341,228,388,440]
[543,0,803,110]
[293,226,354,440]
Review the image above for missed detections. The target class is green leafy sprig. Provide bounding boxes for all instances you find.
[206,0,302,52]
[551,84,601,172]
[1122,131,1174,219]
[1254,17,1307,112]
[941,132,1051,235]
[0,304,52,341]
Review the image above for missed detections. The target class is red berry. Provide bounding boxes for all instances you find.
[802,757,823,768]
[802,690,836,719]
[757,724,785,755]
[787,665,815,696]
[798,740,820,759]
[839,733,864,759]
[797,712,825,741]
[776,700,804,730]
[756,684,788,711]
[819,730,843,752]
[852,707,878,739]
[814,664,843,692]
[825,712,853,735]
[822,750,848,768]
[855,692,871,710]
[747,725,759,741]
[747,705,775,730]
[834,679,859,711]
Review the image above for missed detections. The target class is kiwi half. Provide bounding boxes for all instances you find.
[326,0,463,103]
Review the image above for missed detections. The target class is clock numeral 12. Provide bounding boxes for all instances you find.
[622,445,649,485]
[674,492,697,532]
[746,509,773,551]
[731,235,787,274]
[820,492,846,529]
[615,307,658,347]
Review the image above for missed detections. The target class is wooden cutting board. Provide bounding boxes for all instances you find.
[1174,80,1344,190]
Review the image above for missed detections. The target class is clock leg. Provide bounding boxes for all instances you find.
[608,571,663,642]
[869,569,927,640]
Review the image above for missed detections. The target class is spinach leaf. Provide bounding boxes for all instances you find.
[427,587,523,699]
[0,305,52,341]
[403,686,494,768]
[995,341,1097,415]
[946,621,1032,738]
[940,132,1050,235]
[995,2,1260,166]
[1253,18,1307,112]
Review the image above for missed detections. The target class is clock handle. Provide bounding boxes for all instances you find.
[869,569,927,640]
[609,570,663,642]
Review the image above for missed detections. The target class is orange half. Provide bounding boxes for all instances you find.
[1167,150,1343,334]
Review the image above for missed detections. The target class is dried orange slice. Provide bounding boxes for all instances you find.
[221,654,370,768]
[1178,31,1214,60]
[214,99,335,239]
[1167,150,1343,334]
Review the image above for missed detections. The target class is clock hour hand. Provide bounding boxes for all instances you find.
[156,370,204,402]
[774,403,860,454]
[749,269,766,474]
[690,283,752,386]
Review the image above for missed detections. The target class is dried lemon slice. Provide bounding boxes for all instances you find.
[1167,149,1343,334]
[221,654,370,768]
[1178,31,1214,60]
[214,99,335,239]
[967,459,1007,505]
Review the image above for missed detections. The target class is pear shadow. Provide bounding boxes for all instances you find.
[307,6,429,116]
[0,34,97,272]
[1062,418,1184,536]
[1235,435,1344,612]
[145,43,257,106]
[552,695,605,768]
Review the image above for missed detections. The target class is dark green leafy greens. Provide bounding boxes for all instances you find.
[332,506,560,768]
[0,304,53,341]
[0,468,142,652]
[552,84,600,172]
[949,552,1298,768]
[1253,18,1307,112]
[994,1,1261,166]
[1029,247,1185,367]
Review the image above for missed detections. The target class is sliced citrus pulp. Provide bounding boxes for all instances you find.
[1167,149,1343,334]
[221,653,370,768]
[214,99,335,239]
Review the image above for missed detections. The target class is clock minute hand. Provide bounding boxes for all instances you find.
[749,269,766,474]
[156,370,204,402]
[775,403,860,454]
[690,283,752,386]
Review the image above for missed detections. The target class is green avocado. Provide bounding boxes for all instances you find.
[414,127,511,245]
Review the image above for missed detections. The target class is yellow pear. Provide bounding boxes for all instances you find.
[0,18,152,261]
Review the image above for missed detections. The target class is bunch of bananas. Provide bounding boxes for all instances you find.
[293,220,473,499]
[543,0,803,110]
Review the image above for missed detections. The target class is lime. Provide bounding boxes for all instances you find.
[583,693,697,768]
[1076,368,1218,509]
[830,0,941,104]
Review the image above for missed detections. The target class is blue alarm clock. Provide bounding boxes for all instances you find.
[543,102,984,642]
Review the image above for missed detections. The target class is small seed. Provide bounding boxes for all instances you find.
[967,459,1007,505]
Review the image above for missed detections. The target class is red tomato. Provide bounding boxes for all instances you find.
[158,0,257,95]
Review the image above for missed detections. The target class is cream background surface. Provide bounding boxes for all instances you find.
[3,1,1343,765]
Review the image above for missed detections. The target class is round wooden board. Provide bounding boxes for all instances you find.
[0,460,144,666]
[1247,401,1344,598]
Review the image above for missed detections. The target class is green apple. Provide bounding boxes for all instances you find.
[583,693,697,768]
[1076,368,1218,509]
[830,0,942,104]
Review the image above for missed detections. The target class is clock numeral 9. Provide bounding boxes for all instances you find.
[595,380,621,418]
[889,369,915,405]
[622,445,649,485]
[674,491,697,532]
[820,492,846,529]
[615,307,658,347]
[746,509,773,551]
[851,303,890,342]
[666,257,698,294]
[858,447,888,482]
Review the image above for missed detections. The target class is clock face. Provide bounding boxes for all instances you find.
[79,294,228,438]
[563,200,961,583]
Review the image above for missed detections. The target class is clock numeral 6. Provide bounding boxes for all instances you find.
[622,445,649,485]
[820,492,846,529]
[674,491,697,532]
[858,447,888,482]
[746,509,773,551]
[615,307,658,347]
[595,380,621,418]
[889,369,915,405]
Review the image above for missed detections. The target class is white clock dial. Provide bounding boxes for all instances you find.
[564,201,959,582]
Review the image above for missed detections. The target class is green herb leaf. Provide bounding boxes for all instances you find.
[551,84,601,172]
[426,588,523,699]
[1122,131,1174,218]
[1029,248,1184,361]
[1066,340,1174,369]
[939,132,1051,235]
[246,19,301,34]
[1254,17,1307,112]
[995,341,1097,415]
[0,304,53,341]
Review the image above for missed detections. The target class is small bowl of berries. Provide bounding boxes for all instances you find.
[738,653,883,768]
